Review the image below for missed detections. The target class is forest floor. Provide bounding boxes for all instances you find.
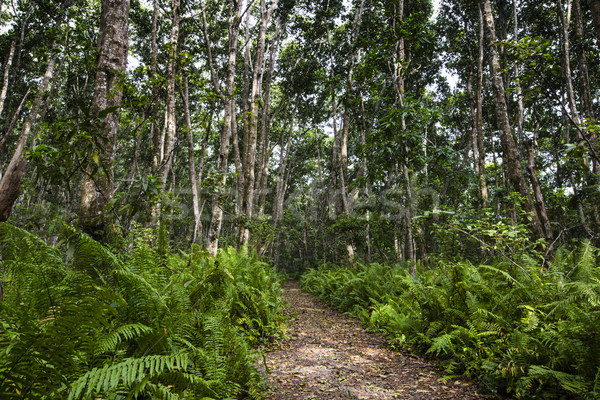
[257,280,492,399]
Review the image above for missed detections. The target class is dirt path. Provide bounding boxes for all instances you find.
[259,280,489,399]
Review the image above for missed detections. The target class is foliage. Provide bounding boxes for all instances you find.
[0,222,285,399]
[301,242,600,399]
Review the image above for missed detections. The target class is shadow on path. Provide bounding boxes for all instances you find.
[258,280,490,399]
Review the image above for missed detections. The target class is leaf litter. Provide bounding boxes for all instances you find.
[258,280,494,399]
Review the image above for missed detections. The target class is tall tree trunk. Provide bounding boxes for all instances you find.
[573,0,598,173]
[589,0,600,43]
[148,0,179,226]
[150,0,160,176]
[512,0,525,145]
[182,75,201,244]
[394,0,415,266]
[0,49,57,221]
[558,0,582,129]
[271,106,293,226]
[240,0,278,246]
[13,8,33,91]
[475,4,488,208]
[236,12,251,219]
[481,0,545,240]
[0,41,15,119]
[256,21,282,217]
[160,0,179,185]
[79,0,130,240]
[207,0,242,256]
[573,0,593,119]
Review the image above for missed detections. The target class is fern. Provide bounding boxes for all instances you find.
[0,223,285,399]
[68,354,189,399]
[94,323,154,355]
[301,241,600,399]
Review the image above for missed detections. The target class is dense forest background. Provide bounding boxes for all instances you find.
[1,0,600,398]
[0,0,599,266]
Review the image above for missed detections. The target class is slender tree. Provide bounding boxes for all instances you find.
[480,0,545,240]
[239,0,279,245]
[0,47,58,221]
[590,0,600,42]
[0,41,15,119]
[206,0,244,256]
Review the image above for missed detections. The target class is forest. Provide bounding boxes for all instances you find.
[0,0,600,398]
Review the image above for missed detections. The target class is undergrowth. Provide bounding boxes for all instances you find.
[0,222,285,399]
[300,243,600,400]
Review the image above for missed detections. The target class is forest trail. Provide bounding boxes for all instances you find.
[259,280,488,400]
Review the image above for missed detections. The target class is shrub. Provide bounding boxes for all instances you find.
[0,222,285,399]
[301,243,600,399]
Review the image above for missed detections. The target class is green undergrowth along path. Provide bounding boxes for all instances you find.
[0,222,285,399]
[300,244,600,400]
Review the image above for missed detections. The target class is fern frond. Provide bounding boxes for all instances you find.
[522,365,589,397]
[94,323,154,355]
[68,354,189,400]
[426,333,456,356]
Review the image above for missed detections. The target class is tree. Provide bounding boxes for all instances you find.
[205,0,244,256]
[79,0,130,240]
[0,48,59,221]
[590,0,600,42]
[480,0,546,241]
[239,0,279,245]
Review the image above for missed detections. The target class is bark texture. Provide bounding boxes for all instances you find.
[206,0,242,256]
[240,0,278,245]
[590,0,600,43]
[0,53,57,221]
[0,41,15,119]
[481,0,545,240]
[183,75,201,243]
[525,139,553,242]
[79,0,130,239]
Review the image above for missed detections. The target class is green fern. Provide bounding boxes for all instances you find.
[301,241,600,399]
[68,354,189,399]
[0,223,285,399]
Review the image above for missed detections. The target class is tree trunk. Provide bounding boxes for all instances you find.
[236,12,251,219]
[272,108,293,226]
[149,0,179,226]
[160,0,179,185]
[394,0,416,266]
[79,0,129,240]
[573,0,598,172]
[0,88,29,150]
[512,0,525,145]
[589,0,600,43]
[79,0,129,239]
[182,75,201,244]
[240,0,278,246]
[558,0,582,129]
[150,0,160,176]
[525,139,553,242]
[0,41,15,119]
[256,21,282,216]
[468,12,488,211]
[207,0,242,256]
[480,0,545,240]
[476,5,488,208]
[0,49,57,221]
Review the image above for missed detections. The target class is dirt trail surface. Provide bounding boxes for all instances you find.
[259,280,489,399]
